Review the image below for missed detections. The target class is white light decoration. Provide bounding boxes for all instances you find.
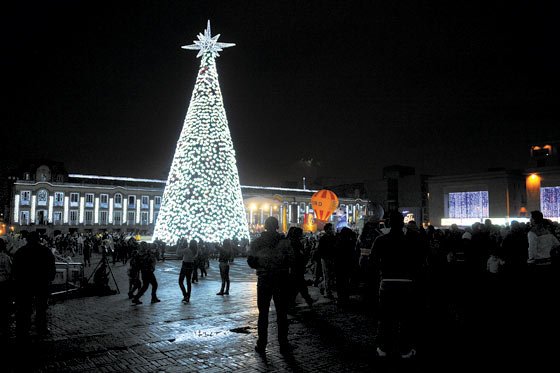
[63,196,69,223]
[94,197,99,224]
[14,195,20,223]
[30,195,36,223]
[154,21,249,244]
[79,196,85,224]
[149,199,154,224]
[109,197,114,223]
[48,196,54,223]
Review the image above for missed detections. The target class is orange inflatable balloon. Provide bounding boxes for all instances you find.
[311,189,339,222]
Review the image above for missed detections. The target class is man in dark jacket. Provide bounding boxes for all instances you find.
[247,217,294,354]
[13,231,56,339]
[317,223,336,298]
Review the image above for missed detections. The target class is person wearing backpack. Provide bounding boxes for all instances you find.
[247,217,295,354]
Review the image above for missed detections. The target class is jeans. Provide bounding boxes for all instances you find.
[179,262,194,299]
[135,270,158,300]
[219,262,230,293]
[256,274,290,347]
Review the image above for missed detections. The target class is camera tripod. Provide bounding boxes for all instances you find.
[86,250,120,294]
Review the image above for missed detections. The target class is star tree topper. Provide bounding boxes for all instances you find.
[181,20,235,58]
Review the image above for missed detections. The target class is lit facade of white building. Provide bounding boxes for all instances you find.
[10,166,369,235]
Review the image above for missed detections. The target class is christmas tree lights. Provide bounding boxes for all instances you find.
[153,21,250,244]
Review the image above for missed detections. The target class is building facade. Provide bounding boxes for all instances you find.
[428,141,560,227]
[8,164,369,236]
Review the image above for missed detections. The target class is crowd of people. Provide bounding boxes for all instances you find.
[1,210,559,359]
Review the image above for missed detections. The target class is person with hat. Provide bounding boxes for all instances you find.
[247,216,295,354]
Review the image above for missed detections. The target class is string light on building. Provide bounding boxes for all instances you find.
[153,21,249,244]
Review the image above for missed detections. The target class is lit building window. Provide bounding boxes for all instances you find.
[54,192,64,207]
[20,191,31,206]
[113,211,122,225]
[70,193,79,207]
[100,211,108,225]
[154,196,161,207]
[20,211,30,225]
[114,193,123,207]
[141,211,149,225]
[100,194,109,208]
[141,196,149,209]
[69,210,79,225]
[541,186,560,218]
[85,210,94,225]
[448,191,489,219]
[85,193,94,207]
[53,211,62,224]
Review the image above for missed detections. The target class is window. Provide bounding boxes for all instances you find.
[70,193,79,207]
[100,211,108,225]
[20,191,31,206]
[128,195,136,208]
[54,192,64,207]
[154,211,159,225]
[114,193,123,207]
[141,211,149,225]
[448,191,489,219]
[24,172,31,181]
[56,174,64,182]
[127,211,136,225]
[85,210,94,225]
[141,196,149,209]
[541,186,560,219]
[37,189,48,206]
[154,196,161,207]
[100,194,109,208]
[69,210,79,225]
[20,211,30,225]
[113,211,122,225]
[53,211,62,224]
[85,193,94,208]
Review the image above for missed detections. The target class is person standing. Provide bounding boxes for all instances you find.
[12,231,56,340]
[217,239,234,295]
[248,217,295,354]
[179,239,198,303]
[317,223,336,299]
[131,242,160,305]
[287,227,313,307]
[0,239,13,336]
[372,211,425,359]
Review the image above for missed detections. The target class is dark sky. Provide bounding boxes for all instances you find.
[3,1,560,186]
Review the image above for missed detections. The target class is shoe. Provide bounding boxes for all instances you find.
[376,347,387,357]
[181,298,188,303]
[401,349,416,359]
[255,344,266,354]
[132,298,142,305]
[224,291,229,295]
[216,292,224,295]
[151,298,161,303]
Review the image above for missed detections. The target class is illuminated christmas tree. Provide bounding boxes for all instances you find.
[153,21,250,244]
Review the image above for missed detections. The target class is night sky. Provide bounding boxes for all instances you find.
[4,1,560,186]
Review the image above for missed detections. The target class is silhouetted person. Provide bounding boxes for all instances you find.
[0,239,13,336]
[317,223,336,299]
[217,239,234,295]
[287,227,313,307]
[13,231,56,339]
[372,211,424,359]
[248,217,294,354]
[335,227,357,306]
[132,242,160,305]
[179,239,197,303]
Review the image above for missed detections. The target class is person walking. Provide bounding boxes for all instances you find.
[12,231,56,340]
[217,239,234,295]
[179,239,198,303]
[248,217,295,354]
[131,242,160,305]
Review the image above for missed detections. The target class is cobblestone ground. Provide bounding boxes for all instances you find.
[5,253,543,372]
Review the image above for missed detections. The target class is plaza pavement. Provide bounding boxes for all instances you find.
[3,252,541,372]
